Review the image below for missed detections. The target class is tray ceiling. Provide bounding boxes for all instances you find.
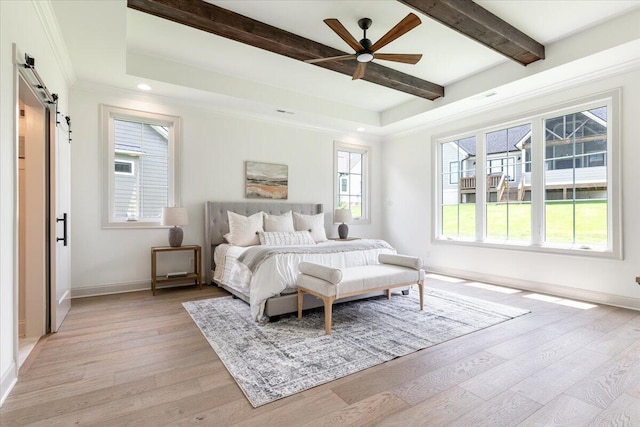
[51,0,640,135]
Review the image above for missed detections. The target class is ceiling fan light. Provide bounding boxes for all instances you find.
[357,52,374,63]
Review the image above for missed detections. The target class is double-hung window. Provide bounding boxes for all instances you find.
[335,142,370,223]
[435,91,620,257]
[485,123,532,242]
[101,105,181,228]
[440,136,476,239]
[543,106,610,246]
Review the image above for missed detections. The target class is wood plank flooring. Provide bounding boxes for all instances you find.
[1,278,640,426]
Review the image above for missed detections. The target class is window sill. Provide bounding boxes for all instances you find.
[434,237,621,260]
[102,220,165,230]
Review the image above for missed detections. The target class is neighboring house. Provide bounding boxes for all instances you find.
[443,107,607,204]
[113,120,169,221]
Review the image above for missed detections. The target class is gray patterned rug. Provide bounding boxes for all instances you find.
[183,287,529,407]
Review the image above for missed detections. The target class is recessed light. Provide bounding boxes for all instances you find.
[137,83,152,91]
[356,127,365,132]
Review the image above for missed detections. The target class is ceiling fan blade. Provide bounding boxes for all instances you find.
[305,54,356,64]
[374,53,423,64]
[324,19,363,52]
[370,13,421,52]
[352,62,367,80]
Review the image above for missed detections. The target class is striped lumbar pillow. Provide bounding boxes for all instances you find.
[258,231,316,246]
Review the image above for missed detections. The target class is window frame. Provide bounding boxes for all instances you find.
[101,105,182,229]
[334,141,371,224]
[433,90,621,259]
[114,159,135,176]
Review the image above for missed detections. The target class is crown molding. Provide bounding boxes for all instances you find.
[31,0,76,87]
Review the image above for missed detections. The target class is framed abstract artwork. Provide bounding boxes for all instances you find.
[245,161,288,199]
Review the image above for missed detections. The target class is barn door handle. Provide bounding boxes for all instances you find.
[56,213,68,246]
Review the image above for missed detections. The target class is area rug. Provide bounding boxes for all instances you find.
[183,288,529,407]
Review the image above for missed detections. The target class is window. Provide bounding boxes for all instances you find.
[487,157,516,181]
[114,159,134,175]
[485,124,531,242]
[544,107,608,246]
[341,177,348,192]
[440,137,476,239]
[435,91,620,257]
[335,142,369,223]
[101,105,181,228]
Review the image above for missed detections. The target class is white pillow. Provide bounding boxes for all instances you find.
[263,211,295,232]
[293,212,327,243]
[258,231,316,246]
[225,211,264,246]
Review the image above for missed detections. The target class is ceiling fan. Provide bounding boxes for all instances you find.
[306,13,423,80]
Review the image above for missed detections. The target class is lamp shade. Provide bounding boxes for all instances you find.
[161,207,189,226]
[334,208,353,224]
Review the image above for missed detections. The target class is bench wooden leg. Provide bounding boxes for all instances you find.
[323,295,336,335]
[418,280,424,310]
[297,288,304,319]
[386,289,391,300]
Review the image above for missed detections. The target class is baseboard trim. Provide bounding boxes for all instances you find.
[72,269,640,310]
[427,265,640,311]
[0,362,17,407]
[71,280,200,298]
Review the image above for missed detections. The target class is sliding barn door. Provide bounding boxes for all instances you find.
[50,111,71,332]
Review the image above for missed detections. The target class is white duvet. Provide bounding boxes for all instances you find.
[213,239,395,320]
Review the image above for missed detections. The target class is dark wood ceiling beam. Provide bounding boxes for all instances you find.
[398,0,544,65]
[127,0,444,100]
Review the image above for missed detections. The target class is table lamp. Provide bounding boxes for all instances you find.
[161,207,189,247]
[334,208,353,239]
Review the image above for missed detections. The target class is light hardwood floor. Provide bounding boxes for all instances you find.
[1,277,640,426]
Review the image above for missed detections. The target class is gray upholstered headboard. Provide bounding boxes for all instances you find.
[204,201,323,283]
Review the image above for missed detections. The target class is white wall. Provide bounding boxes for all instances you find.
[0,0,71,405]
[69,86,383,296]
[381,69,640,309]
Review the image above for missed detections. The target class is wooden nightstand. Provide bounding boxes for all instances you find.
[151,245,202,295]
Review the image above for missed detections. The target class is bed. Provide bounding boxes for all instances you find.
[204,201,398,321]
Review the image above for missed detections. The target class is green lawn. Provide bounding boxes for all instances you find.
[442,200,607,245]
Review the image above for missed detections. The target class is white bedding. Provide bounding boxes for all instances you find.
[213,239,395,320]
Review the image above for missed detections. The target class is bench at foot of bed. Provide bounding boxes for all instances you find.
[296,254,424,335]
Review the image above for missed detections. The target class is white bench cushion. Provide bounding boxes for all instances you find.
[297,264,424,298]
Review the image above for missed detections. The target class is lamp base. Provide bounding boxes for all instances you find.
[338,223,349,240]
[168,226,184,247]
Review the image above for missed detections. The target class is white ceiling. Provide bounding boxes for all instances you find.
[51,0,640,135]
